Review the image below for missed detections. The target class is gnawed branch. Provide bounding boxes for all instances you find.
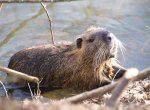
[0,66,39,83]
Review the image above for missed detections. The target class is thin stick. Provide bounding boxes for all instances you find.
[62,68,150,103]
[0,80,9,99]
[28,83,34,99]
[36,80,41,96]
[0,3,3,11]
[0,66,39,83]
[0,3,51,47]
[40,2,55,45]
[0,0,78,3]
[105,68,139,107]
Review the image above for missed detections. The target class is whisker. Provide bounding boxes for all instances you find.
[115,59,121,64]
[111,68,121,82]
[118,41,126,61]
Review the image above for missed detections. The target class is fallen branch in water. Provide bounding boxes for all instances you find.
[40,2,55,45]
[105,68,139,107]
[0,66,39,83]
[62,67,150,103]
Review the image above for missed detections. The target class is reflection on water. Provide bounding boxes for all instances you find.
[42,89,78,99]
[0,0,150,98]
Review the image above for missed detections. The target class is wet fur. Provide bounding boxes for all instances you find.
[8,27,125,91]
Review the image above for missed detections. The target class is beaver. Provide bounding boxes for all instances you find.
[7,26,126,91]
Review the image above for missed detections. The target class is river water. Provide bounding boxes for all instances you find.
[0,0,150,99]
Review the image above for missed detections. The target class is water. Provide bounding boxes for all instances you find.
[0,0,150,99]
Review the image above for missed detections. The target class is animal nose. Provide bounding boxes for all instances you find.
[106,36,112,42]
[101,31,112,43]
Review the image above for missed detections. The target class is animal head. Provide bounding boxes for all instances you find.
[76,26,122,63]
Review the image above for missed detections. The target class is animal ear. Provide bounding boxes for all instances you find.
[76,38,83,48]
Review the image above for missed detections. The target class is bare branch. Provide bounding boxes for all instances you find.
[0,66,39,83]
[62,68,150,103]
[0,80,9,98]
[0,4,51,47]
[0,0,78,3]
[40,2,55,45]
[105,68,139,107]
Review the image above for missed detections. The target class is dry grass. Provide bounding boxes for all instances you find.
[0,97,150,110]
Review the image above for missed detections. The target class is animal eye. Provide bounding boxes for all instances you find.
[88,38,94,42]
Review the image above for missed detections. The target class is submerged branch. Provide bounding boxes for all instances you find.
[0,66,39,83]
[0,3,52,47]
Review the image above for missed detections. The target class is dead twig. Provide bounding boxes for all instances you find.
[40,2,55,45]
[0,0,78,3]
[0,66,39,83]
[0,3,52,47]
[105,68,139,107]
[0,80,9,99]
[28,83,34,99]
[62,68,150,103]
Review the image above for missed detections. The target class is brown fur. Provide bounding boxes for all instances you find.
[8,26,121,91]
